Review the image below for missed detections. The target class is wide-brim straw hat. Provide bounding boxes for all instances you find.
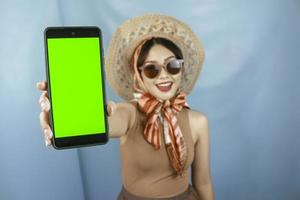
[105,13,205,101]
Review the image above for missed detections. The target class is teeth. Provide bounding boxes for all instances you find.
[157,82,172,87]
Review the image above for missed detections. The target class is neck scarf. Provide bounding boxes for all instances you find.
[136,91,189,176]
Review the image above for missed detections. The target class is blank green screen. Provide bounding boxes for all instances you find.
[47,37,106,138]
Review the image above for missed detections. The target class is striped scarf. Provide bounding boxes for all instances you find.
[136,91,189,176]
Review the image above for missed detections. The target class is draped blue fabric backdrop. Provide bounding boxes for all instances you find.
[0,0,299,199]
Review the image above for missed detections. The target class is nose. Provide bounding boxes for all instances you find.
[158,67,169,80]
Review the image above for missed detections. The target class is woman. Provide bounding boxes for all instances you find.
[37,14,214,200]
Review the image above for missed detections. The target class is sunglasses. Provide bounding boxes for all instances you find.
[138,58,184,79]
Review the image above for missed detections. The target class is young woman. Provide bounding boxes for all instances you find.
[37,14,214,200]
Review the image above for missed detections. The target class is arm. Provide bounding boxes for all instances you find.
[37,80,136,145]
[190,111,214,200]
[107,102,137,138]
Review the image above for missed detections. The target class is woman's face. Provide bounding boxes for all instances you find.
[140,44,182,101]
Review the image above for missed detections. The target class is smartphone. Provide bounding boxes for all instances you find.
[44,26,108,149]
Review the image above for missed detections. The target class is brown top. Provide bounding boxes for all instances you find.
[120,103,195,198]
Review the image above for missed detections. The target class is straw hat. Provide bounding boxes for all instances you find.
[105,13,205,101]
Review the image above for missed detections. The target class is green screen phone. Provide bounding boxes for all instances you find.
[44,26,108,149]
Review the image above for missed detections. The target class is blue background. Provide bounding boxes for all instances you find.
[0,0,299,199]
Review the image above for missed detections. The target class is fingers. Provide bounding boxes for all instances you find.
[37,80,52,146]
[36,81,47,91]
[39,91,50,112]
[44,129,53,146]
[39,111,53,146]
[106,101,116,116]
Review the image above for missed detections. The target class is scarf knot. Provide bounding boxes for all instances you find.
[136,91,189,176]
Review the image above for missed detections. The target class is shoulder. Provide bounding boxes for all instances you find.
[117,101,137,113]
[187,109,209,143]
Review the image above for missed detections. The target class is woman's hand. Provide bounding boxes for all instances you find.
[36,81,53,146]
[36,81,125,146]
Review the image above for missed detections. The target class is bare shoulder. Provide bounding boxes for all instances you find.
[187,109,209,144]
[117,101,137,112]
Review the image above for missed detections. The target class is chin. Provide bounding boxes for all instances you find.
[153,89,177,101]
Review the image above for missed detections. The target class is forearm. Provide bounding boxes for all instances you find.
[193,182,214,200]
[108,115,127,138]
[108,102,136,138]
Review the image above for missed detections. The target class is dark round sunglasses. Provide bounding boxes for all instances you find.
[138,58,184,79]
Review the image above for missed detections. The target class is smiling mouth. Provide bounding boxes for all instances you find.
[156,81,173,92]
